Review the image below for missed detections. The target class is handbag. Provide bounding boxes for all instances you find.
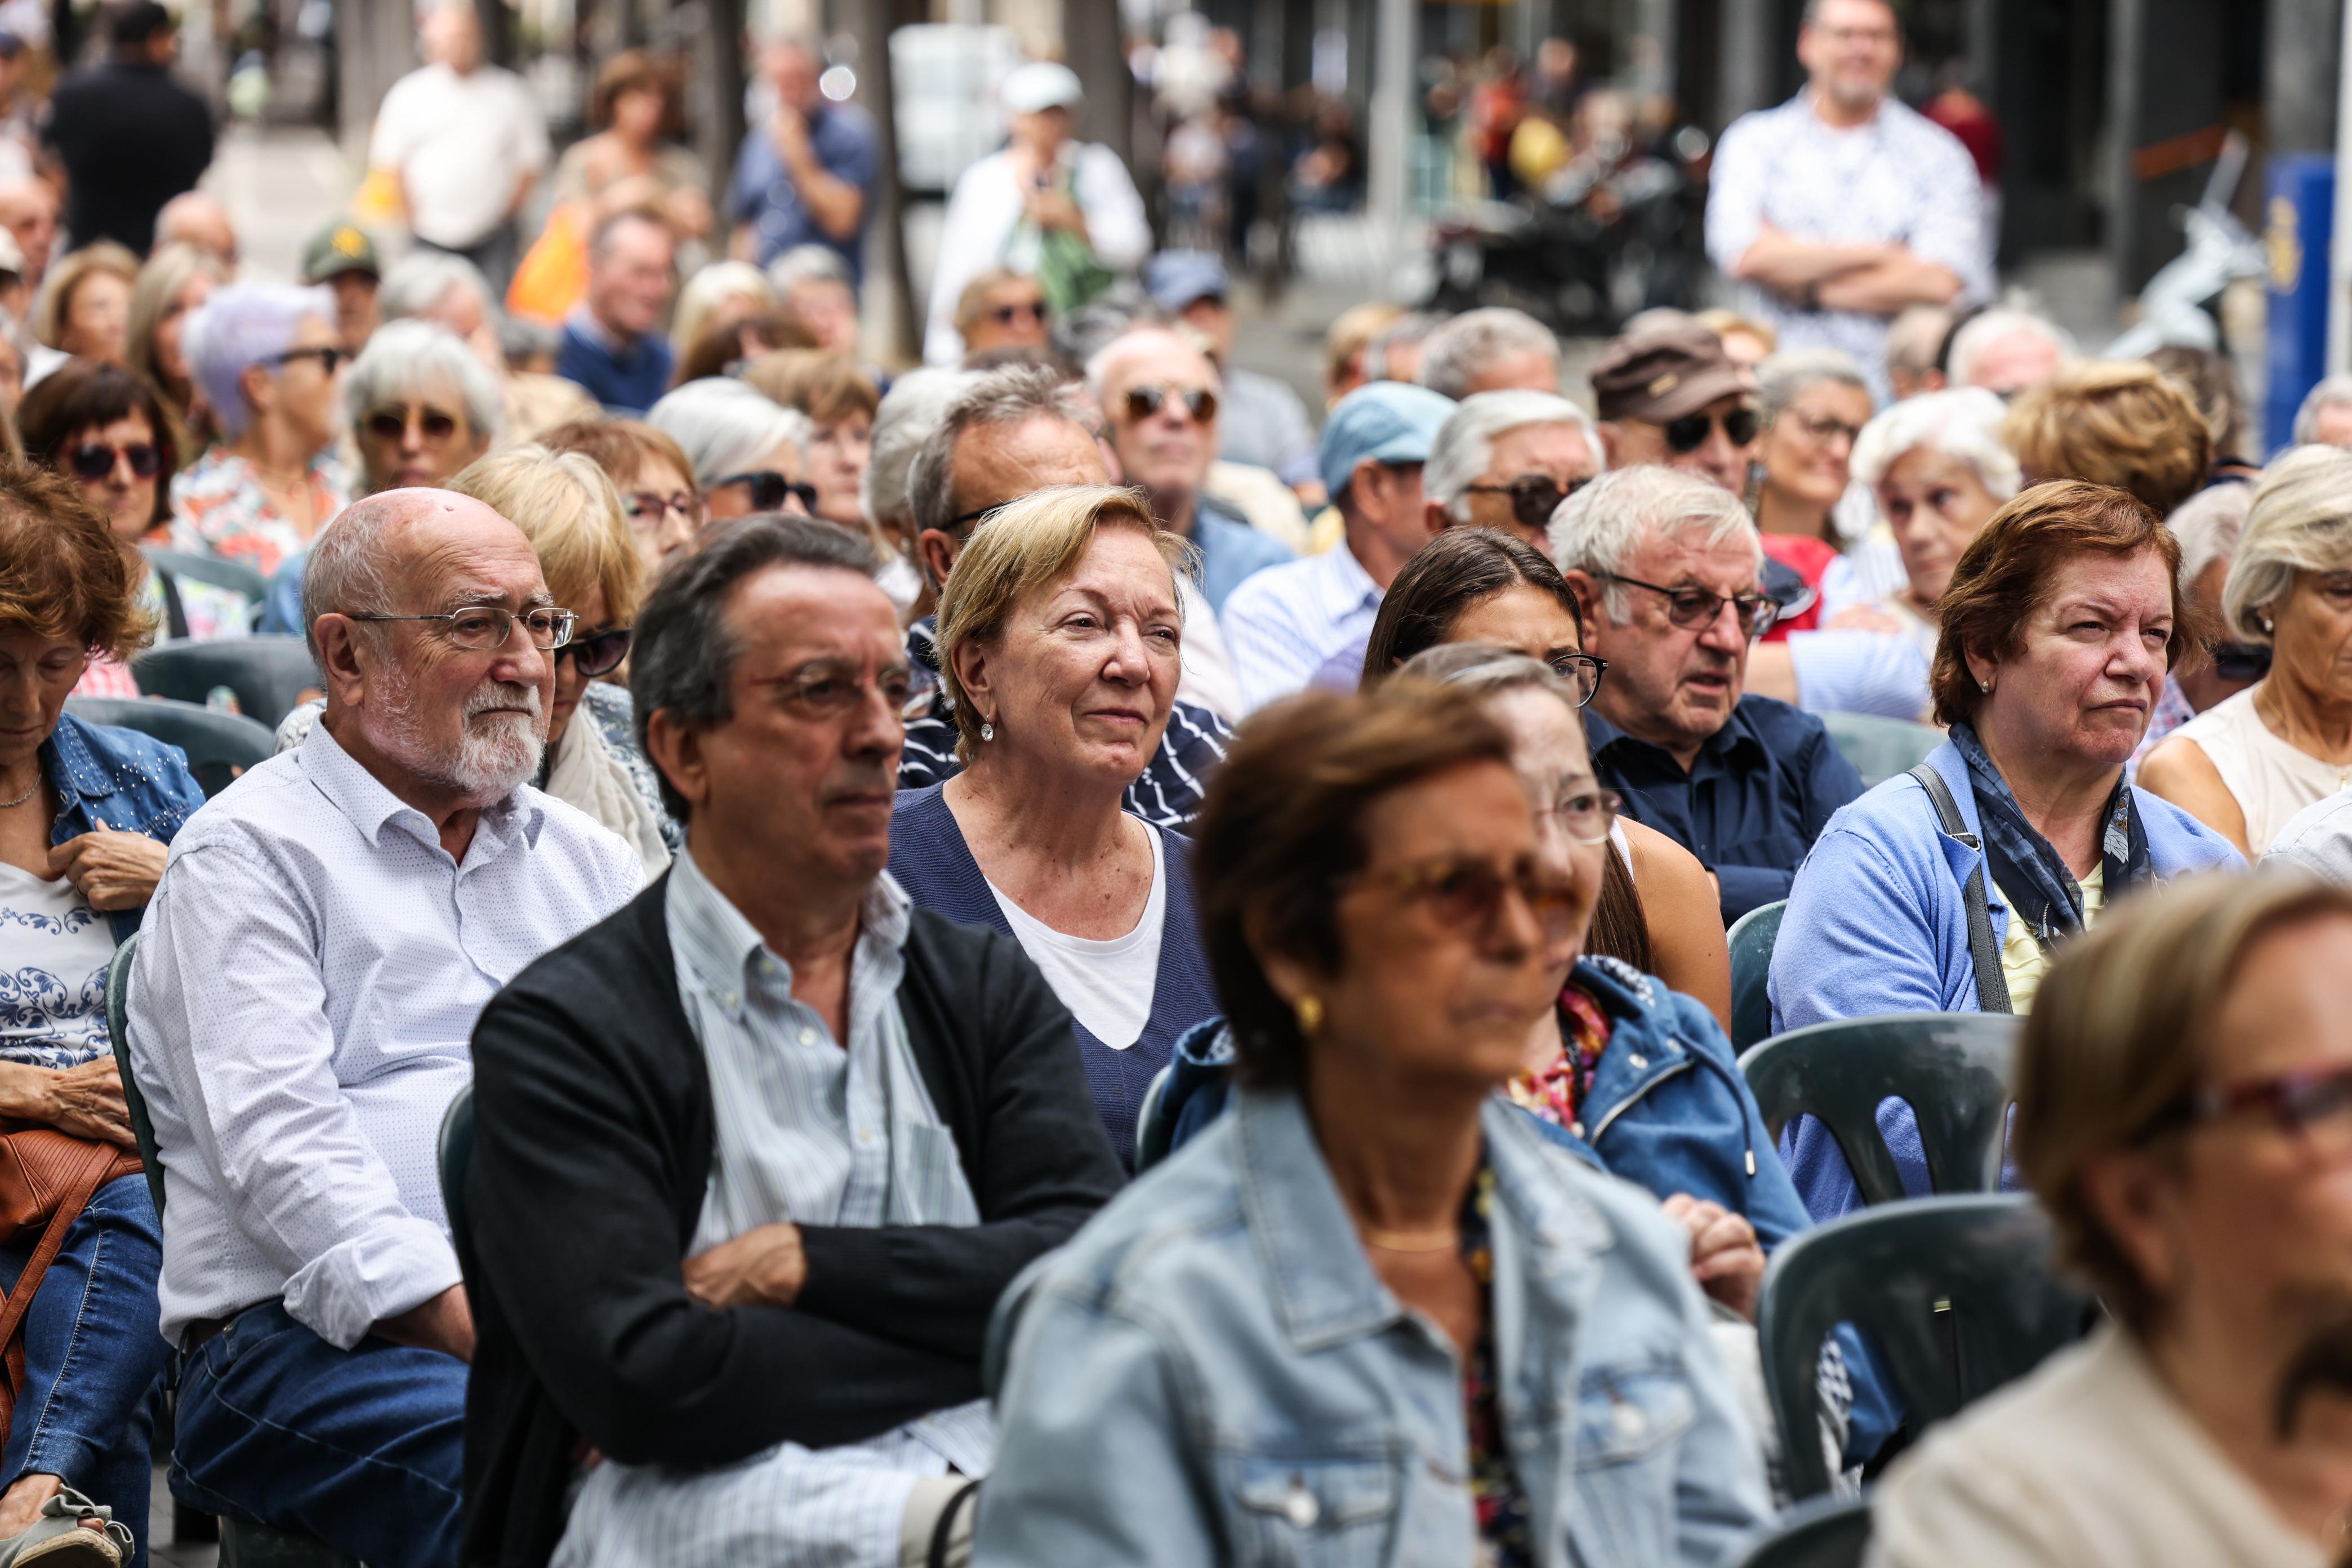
[0,1130,143,1450]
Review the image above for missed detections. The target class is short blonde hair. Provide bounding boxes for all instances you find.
[934,483,1186,764]
[448,444,645,623]
[954,268,1038,333]
[33,241,140,352]
[2221,443,2352,640]
[2002,362,2212,518]
[2019,872,2352,1333]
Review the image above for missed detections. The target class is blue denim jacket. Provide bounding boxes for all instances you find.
[975,1086,1770,1567]
[42,712,206,944]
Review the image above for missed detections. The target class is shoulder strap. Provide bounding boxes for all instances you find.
[1907,763,2014,1016]
[155,567,189,642]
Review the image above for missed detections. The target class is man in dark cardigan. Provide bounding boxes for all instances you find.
[460,515,1124,1567]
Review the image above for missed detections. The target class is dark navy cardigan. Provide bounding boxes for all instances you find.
[888,784,1219,1169]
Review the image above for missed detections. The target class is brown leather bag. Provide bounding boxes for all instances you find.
[0,1130,142,1450]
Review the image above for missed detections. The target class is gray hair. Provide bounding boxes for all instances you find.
[2222,445,2352,639]
[630,514,881,819]
[2167,480,2251,596]
[1849,386,2020,497]
[645,377,812,488]
[1946,306,2077,390]
[1756,347,1873,426]
[863,367,983,529]
[299,492,411,658]
[342,319,504,449]
[1414,308,1560,400]
[1548,465,1760,618]
[767,244,852,296]
[908,364,1097,538]
[1885,304,1954,384]
[1365,311,1440,381]
[1084,323,1218,407]
[1426,390,1605,520]
[377,252,496,327]
[2293,375,2352,446]
[182,280,335,439]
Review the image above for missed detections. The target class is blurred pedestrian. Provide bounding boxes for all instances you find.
[727,33,876,278]
[1946,305,2074,399]
[1415,307,1561,399]
[43,1,214,259]
[741,348,874,531]
[926,62,1148,365]
[667,259,774,368]
[369,0,550,291]
[1705,0,1988,403]
[0,28,36,182]
[1322,300,1406,407]
[153,191,238,272]
[555,210,676,415]
[1144,250,1319,497]
[299,221,381,354]
[32,242,137,364]
[952,269,1050,359]
[767,244,861,357]
[549,50,710,250]
[128,239,226,447]
[0,174,55,295]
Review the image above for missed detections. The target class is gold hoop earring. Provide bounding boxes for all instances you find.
[1294,995,1324,1037]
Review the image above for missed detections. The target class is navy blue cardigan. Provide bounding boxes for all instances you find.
[888,784,1218,1168]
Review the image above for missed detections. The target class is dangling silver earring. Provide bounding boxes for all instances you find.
[981,720,995,742]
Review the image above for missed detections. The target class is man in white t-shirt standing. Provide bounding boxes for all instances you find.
[368,0,549,292]
[1704,0,1990,403]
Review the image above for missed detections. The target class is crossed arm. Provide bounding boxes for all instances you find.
[1734,221,1963,315]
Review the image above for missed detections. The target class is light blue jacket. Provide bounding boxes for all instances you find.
[974,1086,1770,1567]
[1767,740,2242,1217]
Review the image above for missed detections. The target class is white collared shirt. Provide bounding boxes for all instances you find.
[1217,540,1383,712]
[130,721,639,1350]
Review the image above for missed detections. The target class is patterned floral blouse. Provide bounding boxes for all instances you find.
[168,447,354,578]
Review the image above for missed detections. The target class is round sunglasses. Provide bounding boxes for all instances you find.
[363,404,461,442]
[555,626,632,678]
[68,442,162,482]
[1122,384,1218,425]
[715,470,821,514]
[1663,406,1761,455]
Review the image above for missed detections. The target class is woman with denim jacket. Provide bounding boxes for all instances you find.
[978,680,1767,1568]
[0,467,208,1566]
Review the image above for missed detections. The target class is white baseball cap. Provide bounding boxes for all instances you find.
[1001,60,1083,115]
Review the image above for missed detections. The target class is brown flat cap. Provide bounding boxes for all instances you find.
[1591,321,1753,423]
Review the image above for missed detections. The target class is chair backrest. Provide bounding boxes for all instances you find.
[1739,1012,2017,1204]
[1727,899,1787,1051]
[132,635,319,729]
[438,1084,476,1284]
[1727,1493,1873,1568]
[1759,1194,2093,1499]
[1131,1061,1175,1173]
[1821,712,1945,789]
[65,696,275,798]
[144,546,269,608]
[104,934,167,1223]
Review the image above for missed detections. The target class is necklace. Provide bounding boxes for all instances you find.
[1357,1222,1462,1254]
[0,774,39,810]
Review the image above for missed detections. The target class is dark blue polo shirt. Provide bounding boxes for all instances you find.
[1587,693,1863,925]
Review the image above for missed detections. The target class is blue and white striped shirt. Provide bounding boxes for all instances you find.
[1218,540,1383,712]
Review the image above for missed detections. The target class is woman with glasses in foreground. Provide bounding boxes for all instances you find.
[976,679,1768,1566]
[1771,480,2242,1218]
[1872,871,2352,1568]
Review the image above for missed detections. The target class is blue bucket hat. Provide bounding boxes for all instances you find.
[1318,381,1458,500]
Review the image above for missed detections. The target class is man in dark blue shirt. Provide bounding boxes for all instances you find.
[556,210,675,416]
[1557,465,1864,922]
[728,37,879,279]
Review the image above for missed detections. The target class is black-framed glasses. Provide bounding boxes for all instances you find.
[622,489,702,528]
[67,442,161,482]
[1599,572,1779,636]
[1548,651,1606,705]
[1351,852,1583,943]
[1123,384,1218,425]
[2212,642,2274,683]
[1465,474,1594,534]
[2151,1063,2352,1160]
[715,470,819,514]
[555,626,632,678]
[1663,405,1759,455]
[363,404,460,442]
[268,345,348,375]
[1545,785,1623,846]
[348,606,576,651]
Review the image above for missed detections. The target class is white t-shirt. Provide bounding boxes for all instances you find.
[369,62,551,248]
[987,823,1166,1050]
[0,860,117,1070]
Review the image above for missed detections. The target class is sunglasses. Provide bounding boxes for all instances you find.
[715,470,821,514]
[990,301,1048,326]
[1353,853,1584,943]
[1599,571,1779,636]
[363,404,460,442]
[1465,474,1594,534]
[1664,406,1760,455]
[68,442,161,482]
[268,345,348,375]
[1123,384,1218,425]
[555,626,632,678]
[2211,642,2273,683]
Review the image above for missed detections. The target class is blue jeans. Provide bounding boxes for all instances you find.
[170,1303,465,1568]
[0,1173,165,1568]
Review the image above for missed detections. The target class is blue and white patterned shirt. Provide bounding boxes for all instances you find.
[0,862,114,1070]
[1218,538,1383,712]
[1705,92,1992,402]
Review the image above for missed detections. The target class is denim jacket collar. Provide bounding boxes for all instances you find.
[1231,1086,1611,1355]
[44,712,118,802]
[1571,956,1701,1140]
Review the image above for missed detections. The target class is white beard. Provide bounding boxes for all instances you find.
[372,664,548,801]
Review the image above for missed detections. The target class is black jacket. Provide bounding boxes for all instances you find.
[458,872,1125,1567]
[44,61,214,255]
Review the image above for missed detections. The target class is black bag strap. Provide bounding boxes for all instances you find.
[1908,763,2015,1017]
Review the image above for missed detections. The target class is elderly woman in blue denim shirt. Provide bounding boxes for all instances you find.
[978,681,1767,1568]
[0,468,206,1565]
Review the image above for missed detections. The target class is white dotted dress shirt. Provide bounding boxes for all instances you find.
[130,721,640,1351]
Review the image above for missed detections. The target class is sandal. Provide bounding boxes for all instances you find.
[0,1488,132,1565]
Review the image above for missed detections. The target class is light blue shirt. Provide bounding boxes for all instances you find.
[1189,497,1295,615]
[1218,538,1381,711]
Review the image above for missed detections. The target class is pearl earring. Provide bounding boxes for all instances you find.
[1980,678,1993,694]
[981,720,995,742]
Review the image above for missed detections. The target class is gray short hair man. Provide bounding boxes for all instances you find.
[1945,305,2076,398]
[2294,375,2352,449]
[1424,389,1605,552]
[906,364,1103,594]
[1414,307,1562,399]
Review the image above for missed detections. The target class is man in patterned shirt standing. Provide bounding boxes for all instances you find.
[1704,0,1992,404]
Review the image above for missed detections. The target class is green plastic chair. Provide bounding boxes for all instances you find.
[1739,1012,2018,1204]
[133,635,319,729]
[1821,712,1945,789]
[1759,1195,2093,1499]
[64,696,274,799]
[1727,1493,1872,1568]
[144,547,269,609]
[439,1085,476,1282]
[1727,899,1787,1051]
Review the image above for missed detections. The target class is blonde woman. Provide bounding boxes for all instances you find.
[33,241,139,364]
[668,259,776,364]
[127,240,228,448]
